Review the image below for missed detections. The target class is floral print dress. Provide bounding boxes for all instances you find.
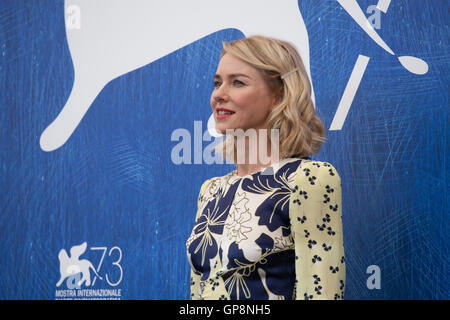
[186,157,345,300]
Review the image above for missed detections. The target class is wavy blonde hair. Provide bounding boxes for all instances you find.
[215,35,326,162]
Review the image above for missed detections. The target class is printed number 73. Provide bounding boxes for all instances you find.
[90,246,123,286]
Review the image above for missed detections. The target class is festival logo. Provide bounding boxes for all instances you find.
[55,242,123,300]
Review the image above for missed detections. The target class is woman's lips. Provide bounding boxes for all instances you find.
[216,109,235,119]
[216,112,234,119]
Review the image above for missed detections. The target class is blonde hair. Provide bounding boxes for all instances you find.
[215,35,326,163]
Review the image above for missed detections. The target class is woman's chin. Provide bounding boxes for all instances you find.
[215,125,233,134]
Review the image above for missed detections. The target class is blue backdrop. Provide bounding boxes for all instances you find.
[0,0,448,299]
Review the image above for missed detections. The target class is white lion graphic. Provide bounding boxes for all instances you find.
[56,242,102,287]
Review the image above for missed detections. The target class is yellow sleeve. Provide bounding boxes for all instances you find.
[289,161,346,300]
[190,178,212,300]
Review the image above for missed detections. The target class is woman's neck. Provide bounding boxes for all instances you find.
[234,128,280,177]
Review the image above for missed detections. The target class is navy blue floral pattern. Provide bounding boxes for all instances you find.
[186,157,345,300]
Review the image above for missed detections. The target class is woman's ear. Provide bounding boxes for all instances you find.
[270,88,283,110]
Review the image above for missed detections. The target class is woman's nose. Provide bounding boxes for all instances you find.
[213,83,229,102]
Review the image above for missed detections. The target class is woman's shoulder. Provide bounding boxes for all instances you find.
[292,158,341,186]
[298,159,340,171]
[197,177,215,199]
[197,170,234,198]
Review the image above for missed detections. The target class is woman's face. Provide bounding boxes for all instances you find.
[211,53,278,134]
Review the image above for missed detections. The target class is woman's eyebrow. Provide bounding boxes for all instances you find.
[214,73,252,79]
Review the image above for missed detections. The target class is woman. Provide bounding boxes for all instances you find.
[186,35,345,300]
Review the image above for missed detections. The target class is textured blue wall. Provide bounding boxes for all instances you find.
[0,0,448,299]
[298,0,449,299]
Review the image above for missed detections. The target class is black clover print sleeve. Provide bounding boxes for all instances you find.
[289,161,346,300]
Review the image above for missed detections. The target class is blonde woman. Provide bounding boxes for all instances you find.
[186,35,345,300]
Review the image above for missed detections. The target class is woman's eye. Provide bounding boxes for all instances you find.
[213,80,244,88]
